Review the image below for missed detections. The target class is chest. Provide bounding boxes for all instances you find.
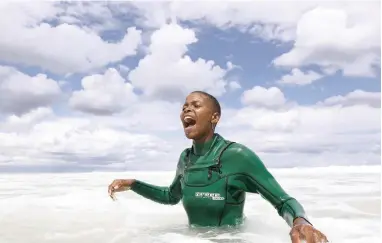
[180,155,246,205]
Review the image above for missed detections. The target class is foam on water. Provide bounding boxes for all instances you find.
[0,166,380,243]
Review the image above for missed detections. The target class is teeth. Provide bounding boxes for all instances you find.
[184,116,193,122]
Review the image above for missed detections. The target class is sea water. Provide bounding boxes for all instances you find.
[0,166,380,243]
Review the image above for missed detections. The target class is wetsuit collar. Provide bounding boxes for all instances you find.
[192,133,220,156]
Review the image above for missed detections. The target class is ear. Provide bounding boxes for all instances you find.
[211,112,220,125]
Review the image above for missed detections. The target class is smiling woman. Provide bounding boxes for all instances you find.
[108,91,329,243]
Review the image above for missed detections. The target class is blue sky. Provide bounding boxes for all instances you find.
[0,1,380,172]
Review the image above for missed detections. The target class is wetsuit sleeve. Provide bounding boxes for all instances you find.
[130,157,184,205]
[229,145,312,227]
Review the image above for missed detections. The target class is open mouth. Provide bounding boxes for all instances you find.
[183,115,196,128]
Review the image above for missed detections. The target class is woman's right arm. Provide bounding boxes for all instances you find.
[130,170,183,205]
[129,152,186,205]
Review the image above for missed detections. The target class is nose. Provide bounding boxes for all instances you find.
[184,106,192,113]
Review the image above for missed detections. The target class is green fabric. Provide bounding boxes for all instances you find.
[131,133,311,227]
[192,137,214,155]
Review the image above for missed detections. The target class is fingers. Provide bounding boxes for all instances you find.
[296,225,328,243]
[299,226,314,243]
[310,229,329,243]
[315,231,329,243]
[108,180,116,194]
[108,179,128,201]
[108,180,121,190]
[108,179,118,200]
[290,229,301,243]
[109,192,117,201]
[313,232,324,243]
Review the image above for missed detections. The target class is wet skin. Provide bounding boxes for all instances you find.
[108,92,329,243]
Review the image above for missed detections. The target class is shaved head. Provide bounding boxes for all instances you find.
[180,91,222,142]
[190,91,221,117]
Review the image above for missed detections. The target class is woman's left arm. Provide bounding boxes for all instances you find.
[228,144,310,226]
[226,144,328,242]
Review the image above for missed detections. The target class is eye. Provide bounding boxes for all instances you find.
[194,103,201,108]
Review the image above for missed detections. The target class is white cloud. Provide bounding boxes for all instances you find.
[0,107,54,133]
[218,88,380,167]
[69,68,137,115]
[55,1,123,33]
[133,1,316,40]
[0,66,62,115]
[219,103,380,167]
[87,100,184,133]
[276,68,323,86]
[0,117,178,169]
[273,5,380,77]
[241,86,287,108]
[2,1,377,79]
[131,1,379,80]
[0,2,379,171]
[0,105,188,170]
[228,81,241,91]
[118,65,130,74]
[1,92,379,169]
[128,23,231,100]
[0,2,142,75]
[318,90,381,108]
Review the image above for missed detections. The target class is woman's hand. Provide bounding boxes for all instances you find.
[290,218,328,243]
[108,179,135,200]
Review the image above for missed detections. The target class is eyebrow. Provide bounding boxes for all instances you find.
[183,100,201,106]
[187,99,201,103]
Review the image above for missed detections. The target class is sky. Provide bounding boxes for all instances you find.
[0,1,380,172]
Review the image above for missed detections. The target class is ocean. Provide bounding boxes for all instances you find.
[0,166,380,243]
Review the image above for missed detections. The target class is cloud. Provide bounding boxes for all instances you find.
[240,86,287,108]
[132,1,316,41]
[318,90,381,108]
[0,66,62,115]
[0,2,142,75]
[273,5,380,77]
[0,106,187,170]
[81,99,184,133]
[55,1,125,33]
[1,89,379,170]
[69,68,137,115]
[228,81,241,91]
[276,68,323,86]
[219,100,380,167]
[0,2,379,171]
[131,1,379,80]
[128,23,232,100]
[0,107,54,133]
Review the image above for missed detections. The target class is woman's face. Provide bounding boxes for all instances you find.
[180,92,219,141]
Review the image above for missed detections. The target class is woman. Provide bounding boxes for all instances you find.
[108,91,329,243]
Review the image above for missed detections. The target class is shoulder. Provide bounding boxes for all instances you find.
[219,142,269,174]
[225,142,258,157]
[179,148,190,161]
[175,148,190,169]
[221,141,262,165]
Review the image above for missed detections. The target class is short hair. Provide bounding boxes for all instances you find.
[191,91,221,116]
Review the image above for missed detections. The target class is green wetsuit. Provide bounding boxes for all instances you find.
[131,133,311,227]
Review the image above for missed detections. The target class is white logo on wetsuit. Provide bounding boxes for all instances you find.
[195,192,224,201]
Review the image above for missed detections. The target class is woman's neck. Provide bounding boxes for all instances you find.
[192,133,216,156]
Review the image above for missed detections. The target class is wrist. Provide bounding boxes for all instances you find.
[127,179,137,188]
[118,179,135,190]
[293,217,312,226]
[130,179,136,186]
